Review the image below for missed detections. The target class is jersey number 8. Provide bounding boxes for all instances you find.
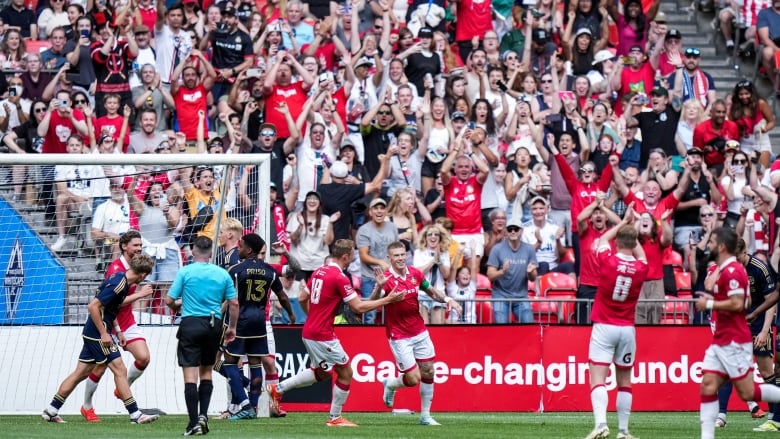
[612,275,632,302]
[310,278,323,304]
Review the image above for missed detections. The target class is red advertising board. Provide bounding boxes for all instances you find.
[275,325,743,412]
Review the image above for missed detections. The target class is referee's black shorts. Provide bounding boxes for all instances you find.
[177,316,222,367]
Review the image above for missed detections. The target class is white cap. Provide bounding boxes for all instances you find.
[592,49,615,66]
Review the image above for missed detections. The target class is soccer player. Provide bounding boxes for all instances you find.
[42,254,159,425]
[81,230,155,422]
[266,239,405,427]
[585,207,649,439]
[224,234,295,420]
[717,239,778,430]
[697,227,780,439]
[376,241,462,426]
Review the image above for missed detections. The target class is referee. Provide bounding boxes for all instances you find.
[166,237,239,436]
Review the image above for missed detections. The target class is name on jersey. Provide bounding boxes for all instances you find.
[214,40,245,52]
[245,268,270,276]
[617,261,637,275]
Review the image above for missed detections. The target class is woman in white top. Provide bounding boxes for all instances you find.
[505,146,533,222]
[419,96,453,195]
[287,191,337,281]
[38,0,70,39]
[413,223,451,324]
[446,241,478,324]
[721,150,751,228]
[675,99,704,155]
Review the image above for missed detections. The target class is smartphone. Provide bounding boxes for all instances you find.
[497,81,508,92]
[467,121,475,130]
[636,94,649,105]
[318,72,329,84]
[9,87,16,97]
[60,99,68,108]
[246,68,263,78]
[546,113,563,124]
[80,29,89,38]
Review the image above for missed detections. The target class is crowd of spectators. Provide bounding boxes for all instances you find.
[4,0,780,324]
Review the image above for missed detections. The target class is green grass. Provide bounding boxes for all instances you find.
[0,411,771,438]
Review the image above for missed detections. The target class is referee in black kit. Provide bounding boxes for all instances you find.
[166,237,239,436]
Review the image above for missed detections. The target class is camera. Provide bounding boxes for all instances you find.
[60,99,69,108]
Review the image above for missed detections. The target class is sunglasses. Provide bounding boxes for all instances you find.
[580,168,595,173]
[737,80,752,88]
[700,213,714,218]
[507,226,521,232]
[426,232,439,237]
[260,129,275,136]
[541,79,553,83]
[209,141,223,148]
[732,159,747,164]
[311,130,325,135]
[377,110,392,115]
[34,107,47,113]
[74,99,87,105]
[684,48,701,57]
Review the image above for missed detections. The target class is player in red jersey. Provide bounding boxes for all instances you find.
[584,207,649,439]
[80,230,155,422]
[265,239,404,427]
[373,242,462,426]
[696,227,780,439]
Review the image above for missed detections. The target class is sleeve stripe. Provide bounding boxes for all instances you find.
[727,288,745,297]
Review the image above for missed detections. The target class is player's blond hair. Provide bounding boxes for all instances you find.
[223,217,244,235]
[615,225,639,250]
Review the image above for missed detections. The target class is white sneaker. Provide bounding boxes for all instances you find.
[715,415,726,428]
[617,431,639,439]
[419,415,441,426]
[51,236,68,252]
[584,425,610,439]
[382,379,395,408]
[131,413,159,424]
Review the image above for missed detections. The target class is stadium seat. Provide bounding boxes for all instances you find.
[528,280,536,298]
[660,317,689,325]
[475,299,494,324]
[663,250,684,273]
[662,296,690,324]
[537,272,577,297]
[532,299,559,324]
[675,271,692,295]
[26,40,51,54]
[477,274,491,292]
[560,247,576,264]
[546,291,577,323]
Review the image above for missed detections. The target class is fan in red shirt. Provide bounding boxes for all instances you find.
[78,230,155,423]
[375,242,461,427]
[696,227,780,439]
[171,49,216,141]
[584,207,648,439]
[265,239,403,427]
[692,100,739,167]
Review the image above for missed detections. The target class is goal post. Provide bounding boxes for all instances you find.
[0,153,271,414]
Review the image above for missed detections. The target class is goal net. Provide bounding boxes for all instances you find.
[0,153,271,414]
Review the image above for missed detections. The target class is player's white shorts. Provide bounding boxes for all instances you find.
[702,342,755,380]
[112,324,145,348]
[389,330,436,373]
[588,323,636,368]
[302,338,349,371]
[265,320,276,355]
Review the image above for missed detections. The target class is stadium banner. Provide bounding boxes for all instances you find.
[0,325,753,414]
[0,199,66,324]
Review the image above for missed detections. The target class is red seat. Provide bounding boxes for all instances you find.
[663,296,690,323]
[26,40,51,55]
[532,299,559,324]
[546,291,577,323]
[663,250,684,273]
[560,247,576,264]
[477,274,491,296]
[538,272,577,297]
[660,317,689,325]
[475,299,494,324]
[675,271,692,294]
[528,280,536,297]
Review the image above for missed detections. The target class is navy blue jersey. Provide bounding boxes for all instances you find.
[228,258,283,336]
[216,246,241,270]
[83,273,130,340]
[747,255,777,334]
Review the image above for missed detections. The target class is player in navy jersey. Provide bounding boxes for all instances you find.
[266,239,404,427]
[223,234,294,420]
[719,239,779,431]
[375,241,461,426]
[697,227,780,439]
[584,207,649,439]
[42,255,159,425]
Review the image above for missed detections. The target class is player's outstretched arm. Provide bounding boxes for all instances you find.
[424,283,462,316]
[348,286,404,314]
[597,202,634,249]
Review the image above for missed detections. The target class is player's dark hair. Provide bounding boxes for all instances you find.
[119,230,142,253]
[129,254,155,275]
[615,225,638,250]
[736,238,746,255]
[387,241,406,254]
[712,227,738,255]
[332,239,354,258]
[192,237,214,256]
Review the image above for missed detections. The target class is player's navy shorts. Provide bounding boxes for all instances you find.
[224,335,269,358]
[79,337,121,364]
[754,330,775,357]
[177,316,222,367]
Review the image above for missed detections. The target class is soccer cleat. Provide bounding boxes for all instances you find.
[183,424,203,436]
[266,383,283,414]
[382,379,395,408]
[419,415,441,426]
[80,406,101,422]
[753,420,780,432]
[229,407,256,420]
[752,407,767,418]
[715,416,726,428]
[617,432,639,439]
[326,416,358,427]
[41,409,66,423]
[198,415,209,434]
[131,413,160,424]
[584,425,610,439]
[269,405,287,418]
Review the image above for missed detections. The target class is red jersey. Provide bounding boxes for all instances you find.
[624,191,678,278]
[455,0,494,42]
[692,119,739,167]
[382,266,427,340]
[105,256,137,331]
[578,222,610,287]
[95,115,129,153]
[329,87,348,127]
[590,247,649,325]
[444,175,483,234]
[173,84,208,141]
[42,109,86,154]
[264,82,307,139]
[555,153,613,233]
[616,63,654,114]
[709,257,751,345]
[302,263,358,341]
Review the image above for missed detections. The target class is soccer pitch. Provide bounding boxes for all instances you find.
[0,411,766,438]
